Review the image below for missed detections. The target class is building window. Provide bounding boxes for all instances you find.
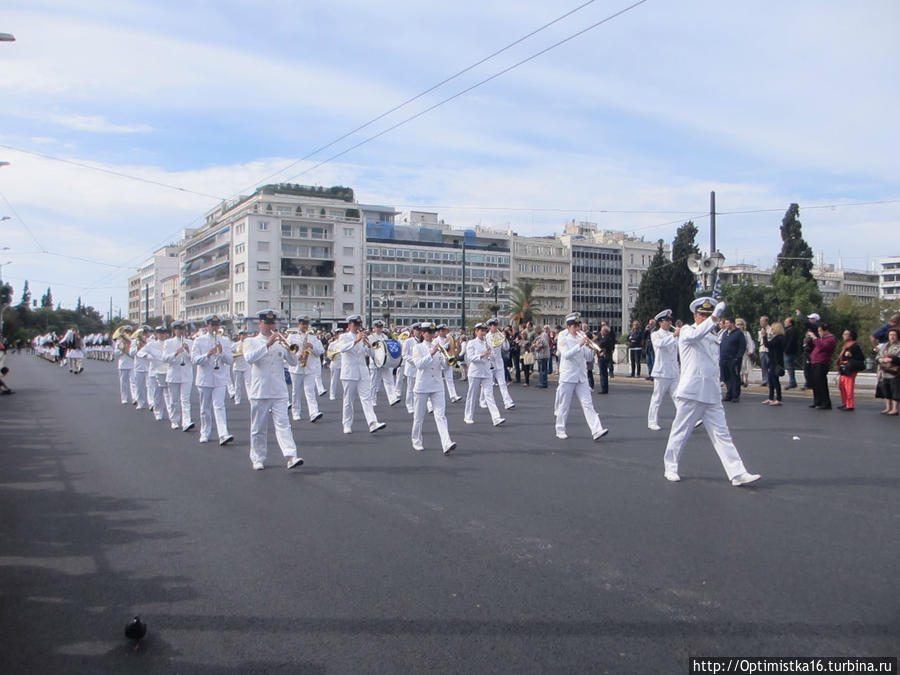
[342,302,354,312]
[344,228,354,237]
[257,281,270,290]
[311,227,327,240]
[235,223,245,235]
[234,263,245,274]
[258,241,270,251]
[235,301,245,314]
[343,284,353,293]
[234,243,245,254]
[343,265,355,275]
[343,246,354,256]
[259,221,269,230]
[257,261,270,271]
[235,282,245,293]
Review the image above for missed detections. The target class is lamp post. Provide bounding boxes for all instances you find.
[482,278,502,318]
[380,293,393,327]
[314,301,324,328]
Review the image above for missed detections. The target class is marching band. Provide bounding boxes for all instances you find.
[26,302,761,486]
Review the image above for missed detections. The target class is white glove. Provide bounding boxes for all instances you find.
[712,301,727,318]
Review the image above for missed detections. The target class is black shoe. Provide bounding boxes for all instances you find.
[809,404,818,408]
[819,405,832,410]
[837,405,846,410]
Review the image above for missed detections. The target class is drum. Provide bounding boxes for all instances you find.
[384,339,403,369]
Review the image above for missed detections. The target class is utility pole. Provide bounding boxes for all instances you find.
[367,263,373,326]
[460,240,466,331]
[144,284,149,324]
[709,191,718,290]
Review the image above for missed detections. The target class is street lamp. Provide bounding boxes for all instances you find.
[482,278,503,317]
[380,293,394,325]
[314,301,324,328]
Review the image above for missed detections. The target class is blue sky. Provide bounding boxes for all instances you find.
[0,0,898,313]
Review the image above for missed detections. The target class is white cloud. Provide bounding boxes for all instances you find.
[46,114,152,134]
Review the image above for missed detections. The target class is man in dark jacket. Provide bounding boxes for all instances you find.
[783,317,799,389]
[719,318,746,402]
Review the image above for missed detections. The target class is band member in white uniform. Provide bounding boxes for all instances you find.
[129,327,150,410]
[191,314,234,445]
[327,331,342,401]
[137,326,170,421]
[242,309,304,471]
[400,323,422,413]
[231,330,250,405]
[367,319,398,406]
[336,314,387,434]
[555,313,608,441]
[464,323,505,427]
[663,298,761,486]
[411,322,456,454]
[288,315,324,423]
[115,328,134,405]
[648,309,681,430]
[163,320,195,432]
[484,318,515,409]
[436,324,461,403]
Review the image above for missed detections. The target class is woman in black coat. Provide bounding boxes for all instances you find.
[762,322,786,405]
[837,328,865,411]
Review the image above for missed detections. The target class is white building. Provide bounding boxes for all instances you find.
[718,262,881,305]
[879,256,900,300]
[126,245,181,323]
[188,184,366,329]
[510,235,570,328]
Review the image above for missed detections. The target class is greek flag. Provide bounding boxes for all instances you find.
[695,279,703,294]
[713,277,722,299]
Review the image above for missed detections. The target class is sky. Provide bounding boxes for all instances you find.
[0,0,898,315]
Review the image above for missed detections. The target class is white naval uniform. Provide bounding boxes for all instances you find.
[288,330,324,421]
[485,330,515,408]
[243,333,300,465]
[327,343,342,400]
[337,331,380,432]
[368,332,397,406]
[464,336,503,424]
[163,336,194,429]
[647,328,680,428]
[411,339,454,452]
[232,341,250,404]
[663,317,751,480]
[129,341,148,408]
[116,341,134,404]
[401,336,418,412]
[191,333,234,442]
[555,330,605,438]
[137,338,169,420]
[436,334,460,401]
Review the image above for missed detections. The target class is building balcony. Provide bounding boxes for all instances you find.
[281,259,335,278]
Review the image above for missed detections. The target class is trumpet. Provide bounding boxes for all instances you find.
[272,331,300,354]
[576,330,606,357]
[435,341,458,367]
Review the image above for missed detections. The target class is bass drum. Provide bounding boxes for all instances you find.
[384,339,403,370]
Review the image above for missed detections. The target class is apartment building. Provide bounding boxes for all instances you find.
[126,245,180,323]
[719,262,880,305]
[509,235,570,327]
[365,211,511,330]
[879,256,900,300]
[187,184,366,329]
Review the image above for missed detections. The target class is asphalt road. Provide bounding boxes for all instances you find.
[1,353,897,674]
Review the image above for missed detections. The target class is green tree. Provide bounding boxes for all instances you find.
[631,240,669,324]
[777,203,814,280]
[18,280,31,309]
[667,221,701,322]
[721,268,822,326]
[509,280,540,326]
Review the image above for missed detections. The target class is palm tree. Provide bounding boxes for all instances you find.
[509,280,541,326]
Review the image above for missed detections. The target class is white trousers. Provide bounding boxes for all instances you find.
[198,385,229,441]
[152,375,169,421]
[491,367,514,407]
[233,370,249,404]
[370,366,396,405]
[394,367,406,398]
[118,368,133,403]
[342,378,378,430]
[555,380,604,436]
[663,397,748,480]
[648,376,677,427]
[166,380,193,428]
[443,366,459,400]
[132,370,148,409]
[412,389,452,451]
[329,364,342,399]
[404,371,417,412]
[314,371,326,395]
[290,372,320,420]
[249,398,297,463]
[465,376,502,423]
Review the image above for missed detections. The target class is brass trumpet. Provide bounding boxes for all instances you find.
[435,341,458,367]
[272,331,300,354]
[576,330,606,357]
